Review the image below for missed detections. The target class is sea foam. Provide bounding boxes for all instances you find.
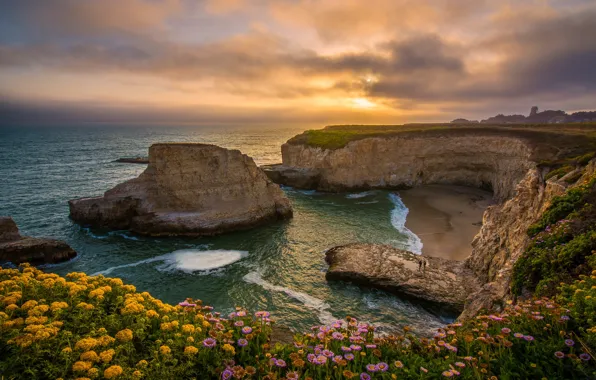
[243,271,336,325]
[93,249,248,276]
[346,191,376,199]
[389,193,423,254]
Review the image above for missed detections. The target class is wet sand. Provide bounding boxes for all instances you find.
[398,185,494,261]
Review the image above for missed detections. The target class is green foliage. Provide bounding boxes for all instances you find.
[527,177,595,236]
[1,265,595,379]
[545,165,574,180]
[558,265,596,349]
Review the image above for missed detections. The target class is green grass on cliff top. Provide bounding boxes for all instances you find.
[287,123,596,151]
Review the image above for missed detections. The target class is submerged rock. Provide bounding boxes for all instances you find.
[69,143,293,236]
[0,217,77,265]
[325,243,480,314]
[114,157,149,164]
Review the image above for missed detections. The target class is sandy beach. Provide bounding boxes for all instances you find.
[399,185,494,261]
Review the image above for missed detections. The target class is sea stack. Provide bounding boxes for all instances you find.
[69,143,293,236]
[0,217,77,265]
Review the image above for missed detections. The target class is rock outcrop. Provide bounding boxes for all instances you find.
[278,135,538,200]
[460,162,593,319]
[325,243,481,315]
[0,217,77,265]
[69,143,292,236]
[260,164,321,189]
[277,128,595,319]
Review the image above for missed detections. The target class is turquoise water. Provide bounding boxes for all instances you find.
[0,125,444,333]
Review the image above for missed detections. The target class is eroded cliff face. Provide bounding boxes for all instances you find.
[459,169,566,319]
[69,143,292,236]
[281,134,585,319]
[282,136,536,200]
[460,161,596,319]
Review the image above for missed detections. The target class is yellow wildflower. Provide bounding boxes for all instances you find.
[159,345,171,355]
[21,300,38,310]
[28,304,49,316]
[121,300,144,315]
[75,337,99,351]
[98,335,115,346]
[182,324,195,334]
[87,368,99,378]
[115,329,133,342]
[5,304,18,311]
[62,347,73,354]
[103,365,123,379]
[122,284,136,292]
[77,302,94,310]
[25,316,48,325]
[99,349,115,363]
[132,370,142,379]
[108,278,123,287]
[73,361,93,372]
[136,360,148,368]
[146,310,159,318]
[184,346,199,355]
[222,344,235,355]
[80,351,100,363]
[51,301,69,311]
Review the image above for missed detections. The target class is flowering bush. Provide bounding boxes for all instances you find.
[559,269,596,349]
[1,265,595,379]
[513,173,596,295]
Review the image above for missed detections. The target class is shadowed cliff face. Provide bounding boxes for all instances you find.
[281,135,537,200]
[69,143,292,236]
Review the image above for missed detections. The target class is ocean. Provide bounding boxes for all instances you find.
[0,125,444,333]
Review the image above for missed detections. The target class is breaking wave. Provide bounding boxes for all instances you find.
[243,271,336,325]
[93,249,248,276]
[389,193,423,254]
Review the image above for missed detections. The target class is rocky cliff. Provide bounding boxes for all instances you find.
[0,217,77,265]
[277,128,595,319]
[69,143,292,236]
[280,135,537,200]
[326,243,480,315]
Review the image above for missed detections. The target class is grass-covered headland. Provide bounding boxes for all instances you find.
[1,262,595,379]
[287,123,596,151]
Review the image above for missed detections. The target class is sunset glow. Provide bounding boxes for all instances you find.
[1,0,595,125]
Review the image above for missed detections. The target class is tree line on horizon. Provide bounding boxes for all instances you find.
[452,106,596,124]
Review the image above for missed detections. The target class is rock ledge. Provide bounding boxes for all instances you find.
[325,243,481,314]
[0,217,77,265]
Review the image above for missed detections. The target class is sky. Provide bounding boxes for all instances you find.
[0,0,595,125]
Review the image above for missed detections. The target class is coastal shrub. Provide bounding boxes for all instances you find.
[558,269,596,349]
[545,165,574,181]
[1,265,595,379]
[514,173,596,295]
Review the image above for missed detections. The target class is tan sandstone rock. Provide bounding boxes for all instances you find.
[325,243,481,315]
[0,217,77,265]
[69,143,292,236]
[280,135,537,200]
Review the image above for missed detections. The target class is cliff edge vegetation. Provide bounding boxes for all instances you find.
[1,264,595,379]
[287,123,596,152]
